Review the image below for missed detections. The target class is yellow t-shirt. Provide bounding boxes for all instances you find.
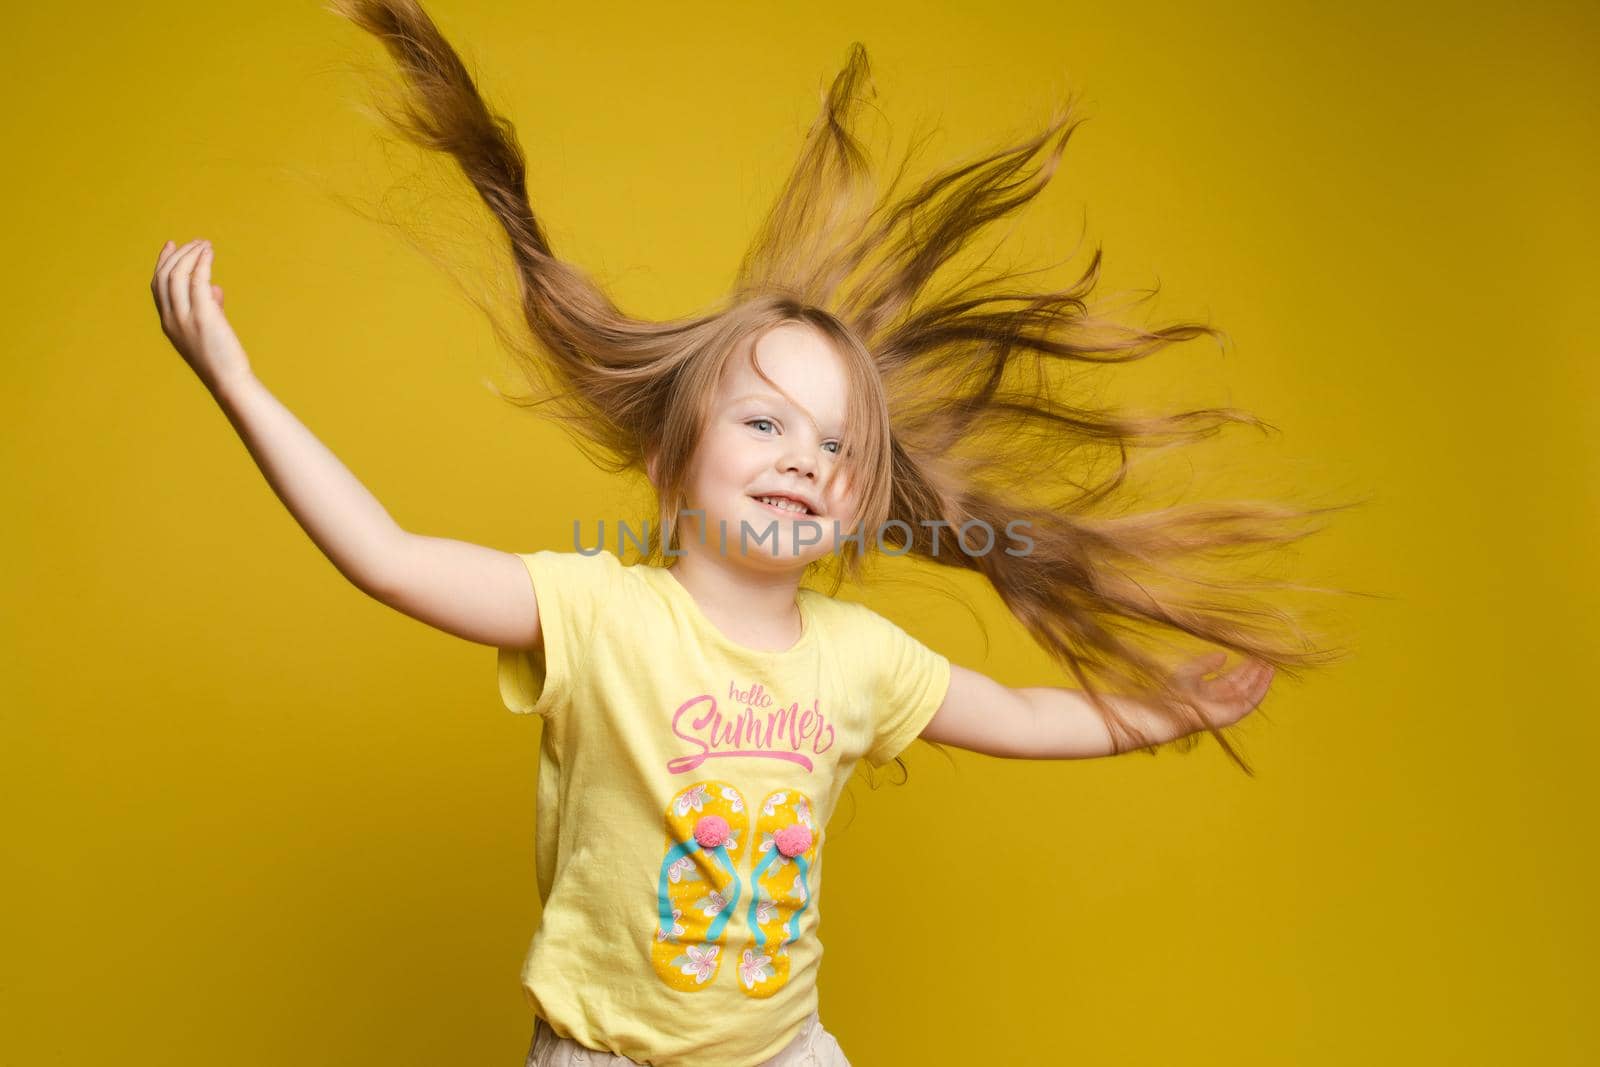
[495,549,951,1066]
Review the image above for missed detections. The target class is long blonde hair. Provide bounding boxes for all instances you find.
[326,0,1367,775]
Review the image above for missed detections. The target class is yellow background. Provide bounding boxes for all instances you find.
[4,0,1595,1063]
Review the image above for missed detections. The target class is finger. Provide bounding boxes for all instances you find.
[151,240,180,316]
[1237,661,1266,698]
[1248,662,1273,703]
[156,238,203,318]
[157,238,202,284]
[212,284,225,308]
[191,243,214,312]
[1186,652,1227,683]
[1241,661,1266,695]
[169,240,207,321]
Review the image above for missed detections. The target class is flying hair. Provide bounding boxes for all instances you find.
[323,0,1371,776]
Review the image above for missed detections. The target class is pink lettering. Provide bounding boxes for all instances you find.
[666,683,836,775]
[729,680,775,708]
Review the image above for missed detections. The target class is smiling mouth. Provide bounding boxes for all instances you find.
[750,495,819,518]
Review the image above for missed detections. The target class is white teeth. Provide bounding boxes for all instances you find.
[757,495,810,515]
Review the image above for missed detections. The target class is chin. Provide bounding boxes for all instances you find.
[717,508,827,562]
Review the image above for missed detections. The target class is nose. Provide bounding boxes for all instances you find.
[779,443,817,480]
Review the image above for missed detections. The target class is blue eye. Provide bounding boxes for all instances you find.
[748,417,840,456]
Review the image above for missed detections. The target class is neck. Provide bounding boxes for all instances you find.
[665,539,806,642]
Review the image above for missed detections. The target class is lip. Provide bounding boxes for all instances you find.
[749,493,821,518]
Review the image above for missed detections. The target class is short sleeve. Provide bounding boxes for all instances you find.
[496,550,621,719]
[862,610,953,769]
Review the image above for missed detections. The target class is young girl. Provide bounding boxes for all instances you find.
[150,2,1353,1063]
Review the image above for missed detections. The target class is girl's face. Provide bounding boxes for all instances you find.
[680,323,862,571]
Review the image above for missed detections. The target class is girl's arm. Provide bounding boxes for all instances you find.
[213,371,541,649]
[151,238,543,652]
[922,657,1275,759]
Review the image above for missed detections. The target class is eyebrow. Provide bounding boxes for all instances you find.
[728,392,842,437]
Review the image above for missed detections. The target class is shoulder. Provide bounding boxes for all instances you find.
[514,549,629,604]
[523,548,627,575]
[800,588,905,644]
[807,589,948,667]
[799,586,866,624]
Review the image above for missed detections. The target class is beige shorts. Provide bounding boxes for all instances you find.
[524,1010,851,1066]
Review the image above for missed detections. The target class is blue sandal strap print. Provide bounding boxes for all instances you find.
[648,780,751,991]
[746,848,810,948]
[658,837,741,941]
[738,789,820,998]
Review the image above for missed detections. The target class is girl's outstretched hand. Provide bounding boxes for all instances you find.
[150,238,251,393]
[1170,651,1275,728]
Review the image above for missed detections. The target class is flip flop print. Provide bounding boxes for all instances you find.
[737,789,819,998]
[650,781,750,991]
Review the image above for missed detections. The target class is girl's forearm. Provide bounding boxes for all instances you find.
[1014,685,1196,758]
[210,368,406,592]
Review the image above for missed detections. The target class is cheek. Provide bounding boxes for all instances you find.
[827,467,859,511]
[693,437,736,482]
[696,439,753,506]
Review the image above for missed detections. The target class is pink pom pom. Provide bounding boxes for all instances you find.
[693,814,730,849]
[774,824,812,858]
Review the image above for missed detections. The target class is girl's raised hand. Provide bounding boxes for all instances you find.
[150,238,251,393]
[1170,651,1276,728]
